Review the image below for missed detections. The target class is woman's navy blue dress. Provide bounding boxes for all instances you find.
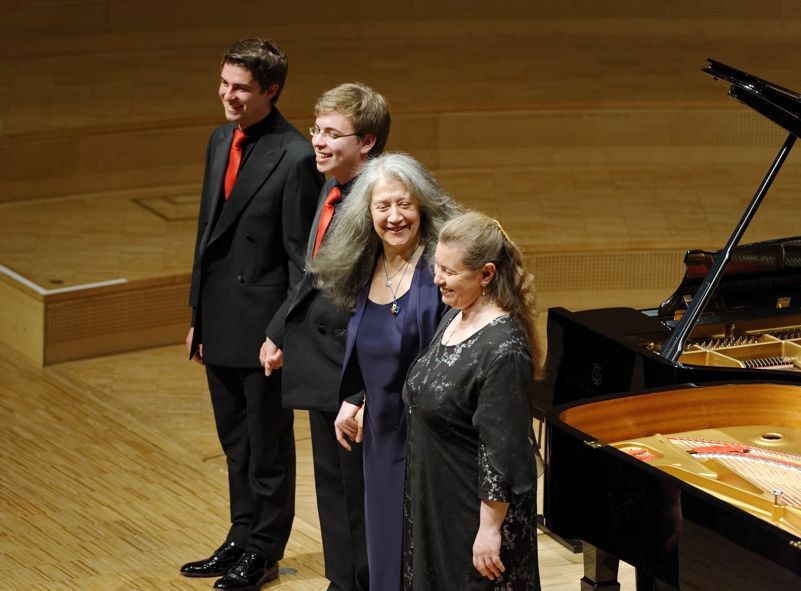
[355,292,416,591]
[341,253,446,591]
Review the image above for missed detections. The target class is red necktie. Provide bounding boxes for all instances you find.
[223,129,247,200]
[313,186,342,257]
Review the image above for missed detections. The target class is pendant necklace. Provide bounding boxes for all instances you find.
[383,261,405,288]
[382,250,413,316]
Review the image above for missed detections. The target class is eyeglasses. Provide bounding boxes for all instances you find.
[309,126,361,141]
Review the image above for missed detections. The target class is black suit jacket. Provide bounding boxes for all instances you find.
[189,108,323,367]
[266,178,360,411]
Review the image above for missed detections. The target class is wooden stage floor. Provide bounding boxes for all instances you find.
[0,339,634,590]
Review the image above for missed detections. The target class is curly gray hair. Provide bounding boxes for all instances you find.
[312,152,461,311]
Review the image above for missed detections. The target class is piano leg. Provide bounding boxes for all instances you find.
[580,544,678,591]
[580,544,621,591]
[635,569,678,591]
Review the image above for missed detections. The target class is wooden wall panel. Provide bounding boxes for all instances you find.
[0,108,791,204]
[1,6,801,204]
[0,127,207,203]
[44,278,190,365]
[2,2,801,364]
[3,0,801,36]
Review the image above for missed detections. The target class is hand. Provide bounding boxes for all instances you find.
[186,326,204,365]
[260,337,284,376]
[334,401,363,451]
[354,405,364,440]
[472,524,505,581]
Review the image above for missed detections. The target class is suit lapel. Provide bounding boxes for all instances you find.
[286,181,327,316]
[206,127,286,249]
[285,182,341,320]
[198,131,230,256]
[304,179,335,264]
[342,285,369,381]
[415,254,445,347]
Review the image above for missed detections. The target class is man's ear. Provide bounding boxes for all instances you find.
[263,83,280,102]
[360,133,377,155]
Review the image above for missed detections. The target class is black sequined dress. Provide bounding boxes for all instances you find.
[403,311,541,591]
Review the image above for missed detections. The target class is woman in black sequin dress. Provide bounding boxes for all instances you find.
[403,211,543,591]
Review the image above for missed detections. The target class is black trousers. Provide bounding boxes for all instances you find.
[309,409,369,591]
[206,365,295,561]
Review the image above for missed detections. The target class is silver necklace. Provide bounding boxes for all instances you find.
[442,314,463,346]
[382,253,413,316]
[383,260,406,287]
[443,325,456,346]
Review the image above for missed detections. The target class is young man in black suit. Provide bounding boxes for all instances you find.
[181,38,323,591]
[260,82,390,591]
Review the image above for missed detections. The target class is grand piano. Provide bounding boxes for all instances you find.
[537,60,801,590]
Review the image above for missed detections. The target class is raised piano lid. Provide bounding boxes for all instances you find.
[660,61,801,361]
[704,59,801,138]
[546,382,801,590]
[536,60,801,415]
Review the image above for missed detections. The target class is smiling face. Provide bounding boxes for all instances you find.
[218,63,276,130]
[433,241,495,310]
[312,111,376,183]
[370,175,422,255]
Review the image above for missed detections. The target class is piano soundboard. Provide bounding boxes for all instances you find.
[614,425,801,537]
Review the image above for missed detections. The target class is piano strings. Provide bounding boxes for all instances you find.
[615,428,801,535]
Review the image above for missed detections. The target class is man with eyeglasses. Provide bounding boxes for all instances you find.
[260,82,390,591]
[181,39,323,591]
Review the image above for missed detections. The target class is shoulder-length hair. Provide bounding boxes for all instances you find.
[312,152,460,311]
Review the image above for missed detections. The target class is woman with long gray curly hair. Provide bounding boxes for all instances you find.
[311,151,459,591]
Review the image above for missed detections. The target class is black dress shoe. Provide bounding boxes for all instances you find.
[180,541,245,578]
[213,551,279,590]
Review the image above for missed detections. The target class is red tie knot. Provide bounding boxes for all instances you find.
[232,128,247,150]
[324,185,341,208]
[313,185,343,257]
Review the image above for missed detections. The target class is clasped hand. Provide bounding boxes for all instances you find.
[334,401,364,451]
[259,337,284,376]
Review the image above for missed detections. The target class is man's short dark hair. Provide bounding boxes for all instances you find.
[222,38,288,104]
